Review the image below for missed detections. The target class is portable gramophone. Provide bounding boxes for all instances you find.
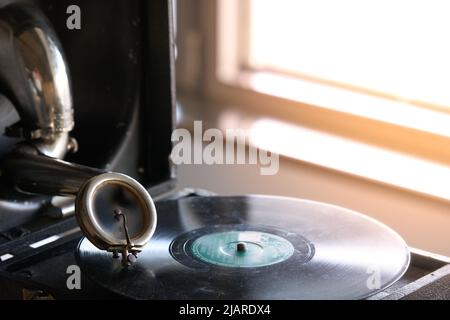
[0,0,448,300]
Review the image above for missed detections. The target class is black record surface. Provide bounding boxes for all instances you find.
[77,195,410,300]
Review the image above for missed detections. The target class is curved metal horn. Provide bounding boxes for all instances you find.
[0,3,74,158]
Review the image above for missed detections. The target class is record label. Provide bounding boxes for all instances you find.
[190,231,295,268]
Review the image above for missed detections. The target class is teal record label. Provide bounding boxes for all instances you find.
[190,231,295,268]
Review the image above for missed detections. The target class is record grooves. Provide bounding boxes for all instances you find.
[77,195,410,300]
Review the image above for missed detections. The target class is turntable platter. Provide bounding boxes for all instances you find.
[77,195,410,299]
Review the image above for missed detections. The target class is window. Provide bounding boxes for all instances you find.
[177,0,450,200]
[219,0,450,111]
[245,0,450,110]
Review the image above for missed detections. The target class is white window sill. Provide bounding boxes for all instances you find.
[232,71,450,139]
[242,116,450,202]
[178,96,450,203]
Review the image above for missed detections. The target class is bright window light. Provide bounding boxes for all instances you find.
[248,0,450,109]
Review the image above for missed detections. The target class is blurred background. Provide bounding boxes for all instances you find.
[174,0,450,256]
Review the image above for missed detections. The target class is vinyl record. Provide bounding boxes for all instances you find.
[77,195,410,299]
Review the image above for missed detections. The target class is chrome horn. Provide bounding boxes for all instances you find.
[0,3,74,158]
[0,3,156,267]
